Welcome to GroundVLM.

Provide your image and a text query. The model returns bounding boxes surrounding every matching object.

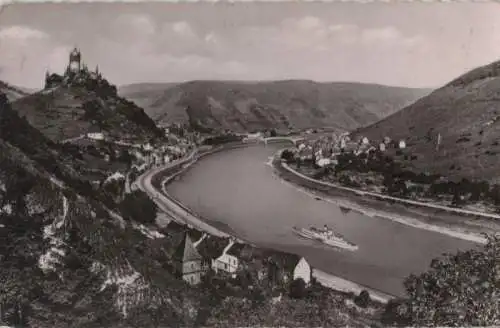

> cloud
[3,6,497,89]
[171,21,196,38]
[0,25,71,87]
[0,25,48,41]
[361,26,400,43]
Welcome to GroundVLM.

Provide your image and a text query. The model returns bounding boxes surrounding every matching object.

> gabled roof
[87,125,102,134]
[173,233,202,263]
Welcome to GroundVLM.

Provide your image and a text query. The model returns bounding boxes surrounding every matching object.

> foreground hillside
[119,80,431,132]
[0,92,196,327]
[355,59,500,181]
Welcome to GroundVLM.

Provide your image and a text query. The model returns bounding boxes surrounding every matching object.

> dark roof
[173,233,202,263]
[186,227,203,241]
[226,242,247,257]
[165,220,186,233]
[163,221,202,240]
[87,125,103,134]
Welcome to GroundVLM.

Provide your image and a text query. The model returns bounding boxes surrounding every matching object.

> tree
[119,190,157,224]
[392,234,499,327]
[289,278,307,299]
[354,290,370,308]
[281,149,295,162]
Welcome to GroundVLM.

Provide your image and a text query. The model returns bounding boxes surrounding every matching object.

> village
[283,130,500,214]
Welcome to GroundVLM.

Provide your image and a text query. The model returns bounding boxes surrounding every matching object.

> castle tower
[69,47,81,73]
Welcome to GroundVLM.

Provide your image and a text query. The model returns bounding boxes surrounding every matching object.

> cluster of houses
[294,133,407,168]
[164,221,313,289]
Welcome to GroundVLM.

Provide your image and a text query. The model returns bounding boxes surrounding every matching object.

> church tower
[69,47,81,73]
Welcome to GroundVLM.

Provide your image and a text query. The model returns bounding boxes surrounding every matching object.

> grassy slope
[12,85,161,143]
[355,59,500,181]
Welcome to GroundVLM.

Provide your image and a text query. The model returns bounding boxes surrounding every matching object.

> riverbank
[274,153,499,244]
[142,142,394,303]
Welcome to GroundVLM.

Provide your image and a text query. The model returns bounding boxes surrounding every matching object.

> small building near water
[211,239,244,278]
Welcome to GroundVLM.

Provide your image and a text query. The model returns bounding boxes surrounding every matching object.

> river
[167,143,479,297]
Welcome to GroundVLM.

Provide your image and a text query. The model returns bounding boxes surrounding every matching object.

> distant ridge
[0,80,34,101]
[119,80,431,133]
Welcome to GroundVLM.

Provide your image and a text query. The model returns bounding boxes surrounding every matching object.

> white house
[245,132,263,141]
[340,138,347,149]
[316,158,331,167]
[399,140,407,149]
[212,239,240,278]
[87,132,104,140]
[293,257,312,285]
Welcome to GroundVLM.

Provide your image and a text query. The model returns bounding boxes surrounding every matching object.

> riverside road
[165,143,479,297]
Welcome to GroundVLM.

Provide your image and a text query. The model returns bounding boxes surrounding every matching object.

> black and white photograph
[0,1,499,327]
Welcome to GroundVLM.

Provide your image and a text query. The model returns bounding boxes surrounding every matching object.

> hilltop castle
[44,47,103,89]
[44,47,117,98]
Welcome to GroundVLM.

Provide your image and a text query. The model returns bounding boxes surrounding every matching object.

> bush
[289,278,307,299]
[396,234,500,326]
[354,290,370,308]
[381,299,410,326]
[281,149,295,162]
[119,190,157,224]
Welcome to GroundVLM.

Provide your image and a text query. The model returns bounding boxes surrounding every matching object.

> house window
[224,263,228,270]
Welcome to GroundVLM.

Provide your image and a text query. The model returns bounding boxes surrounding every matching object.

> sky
[0,2,500,89]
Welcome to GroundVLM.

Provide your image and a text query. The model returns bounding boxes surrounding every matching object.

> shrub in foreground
[354,290,370,308]
[388,234,499,326]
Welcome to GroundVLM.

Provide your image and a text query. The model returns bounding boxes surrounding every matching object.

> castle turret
[69,47,81,73]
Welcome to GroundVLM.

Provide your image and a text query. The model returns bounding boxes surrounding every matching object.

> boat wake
[264,156,274,167]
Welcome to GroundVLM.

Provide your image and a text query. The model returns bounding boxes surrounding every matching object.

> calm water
[167,144,478,296]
